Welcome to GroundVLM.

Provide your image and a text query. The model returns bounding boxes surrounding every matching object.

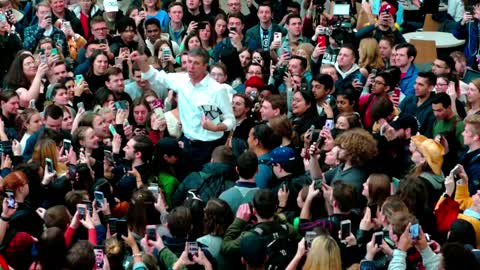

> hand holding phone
[77,204,86,220]
[146,225,157,241]
[410,223,419,240]
[188,242,199,260]
[340,220,351,240]
[373,231,383,247]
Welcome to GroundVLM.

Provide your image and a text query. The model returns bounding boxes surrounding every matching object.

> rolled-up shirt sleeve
[217,85,236,131]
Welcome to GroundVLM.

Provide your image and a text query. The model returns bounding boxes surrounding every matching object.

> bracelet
[0,216,11,222]
[132,252,143,258]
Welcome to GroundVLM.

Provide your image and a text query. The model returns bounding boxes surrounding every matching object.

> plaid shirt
[23,25,69,57]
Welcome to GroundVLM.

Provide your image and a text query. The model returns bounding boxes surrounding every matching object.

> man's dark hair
[441,242,480,270]
[117,16,137,33]
[44,104,63,120]
[312,73,334,91]
[0,89,18,103]
[233,93,253,110]
[437,55,455,72]
[237,151,258,179]
[145,17,161,30]
[417,71,437,86]
[332,181,356,212]
[257,2,272,12]
[375,71,394,90]
[167,206,192,238]
[432,92,452,108]
[253,189,277,219]
[211,145,233,164]
[396,42,417,60]
[285,13,301,25]
[188,47,210,65]
[65,241,95,270]
[252,124,282,151]
[290,55,307,71]
[371,96,394,121]
[264,95,287,115]
[287,1,301,11]
[44,205,70,230]
[133,135,154,163]
[227,12,245,25]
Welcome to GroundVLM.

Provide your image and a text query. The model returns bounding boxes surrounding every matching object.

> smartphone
[68,164,77,180]
[28,99,36,109]
[410,223,419,240]
[94,191,105,208]
[316,35,327,47]
[340,220,351,240]
[425,233,431,242]
[62,21,72,31]
[273,32,282,42]
[98,38,108,44]
[114,57,122,67]
[305,231,317,249]
[5,191,15,209]
[0,13,6,24]
[119,47,129,55]
[187,242,199,258]
[108,218,118,235]
[75,74,84,84]
[452,164,461,177]
[5,9,12,23]
[40,54,47,65]
[146,225,157,241]
[104,149,114,163]
[45,158,54,172]
[148,185,159,199]
[373,231,383,247]
[115,101,128,110]
[162,47,171,61]
[229,26,237,33]
[63,139,71,154]
[108,124,117,136]
[77,204,86,220]
[116,219,127,240]
[82,200,93,217]
[94,247,104,269]
[197,21,207,30]
[51,48,58,55]
[77,102,84,111]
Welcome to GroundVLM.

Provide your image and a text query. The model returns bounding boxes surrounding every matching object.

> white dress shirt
[142,66,235,141]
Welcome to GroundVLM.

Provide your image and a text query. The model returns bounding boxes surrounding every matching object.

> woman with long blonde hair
[358,38,385,77]
[303,234,342,270]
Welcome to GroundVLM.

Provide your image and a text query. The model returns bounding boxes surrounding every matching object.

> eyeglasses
[436,83,448,87]
[93,27,108,32]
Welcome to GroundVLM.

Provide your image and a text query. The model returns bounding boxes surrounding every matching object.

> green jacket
[157,246,185,270]
[221,217,296,261]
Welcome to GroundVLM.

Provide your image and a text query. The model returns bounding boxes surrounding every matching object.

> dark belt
[183,136,223,146]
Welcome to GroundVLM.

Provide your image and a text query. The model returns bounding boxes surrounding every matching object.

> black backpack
[187,171,233,202]
[250,222,296,270]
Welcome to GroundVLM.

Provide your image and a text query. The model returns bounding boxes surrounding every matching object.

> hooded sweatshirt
[334,62,364,92]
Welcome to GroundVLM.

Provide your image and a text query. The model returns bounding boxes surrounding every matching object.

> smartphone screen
[94,191,104,208]
[410,223,419,240]
[369,204,377,220]
[94,248,104,269]
[6,191,15,209]
[374,231,383,246]
[341,220,351,239]
[317,35,327,47]
[305,231,317,249]
[78,205,86,220]
[108,218,118,235]
[75,74,84,84]
[68,164,77,180]
[63,139,71,154]
[45,158,54,172]
[146,225,157,241]
[188,242,199,258]
[116,219,127,239]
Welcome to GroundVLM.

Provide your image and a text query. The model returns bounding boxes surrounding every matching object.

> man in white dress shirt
[131,47,236,169]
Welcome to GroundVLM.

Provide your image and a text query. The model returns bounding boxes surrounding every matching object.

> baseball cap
[389,114,419,135]
[379,3,397,18]
[270,146,296,164]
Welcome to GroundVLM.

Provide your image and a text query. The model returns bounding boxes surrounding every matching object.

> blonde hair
[295,43,314,71]
[358,38,385,70]
[303,234,342,270]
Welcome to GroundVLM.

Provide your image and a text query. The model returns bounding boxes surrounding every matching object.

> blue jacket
[453,20,479,66]
[23,25,68,56]
[245,23,286,51]
[399,64,418,96]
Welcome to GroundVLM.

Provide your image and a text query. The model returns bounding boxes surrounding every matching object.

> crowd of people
[0,0,478,269]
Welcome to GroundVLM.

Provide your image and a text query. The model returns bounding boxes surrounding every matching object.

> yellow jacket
[448,183,480,248]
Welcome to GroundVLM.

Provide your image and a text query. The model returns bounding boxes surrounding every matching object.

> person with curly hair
[309,128,378,197]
